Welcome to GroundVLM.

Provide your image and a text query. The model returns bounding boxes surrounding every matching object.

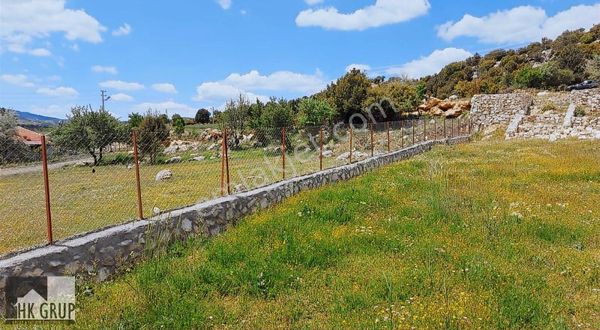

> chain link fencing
[0,117,473,256]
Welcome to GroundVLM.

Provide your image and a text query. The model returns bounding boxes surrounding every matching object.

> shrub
[574,106,586,117]
[542,103,557,112]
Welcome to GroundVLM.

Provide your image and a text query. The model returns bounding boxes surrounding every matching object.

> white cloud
[36,86,79,98]
[134,101,195,116]
[152,83,178,94]
[99,80,145,91]
[193,69,327,104]
[346,64,371,72]
[0,74,35,88]
[296,0,430,31]
[385,48,472,78]
[217,0,232,10]
[112,23,131,36]
[29,48,51,56]
[0,0,105,55]
[438,4,600,44]
[92,65,118,74]
[194,82,269,103]
[111,93,134,102]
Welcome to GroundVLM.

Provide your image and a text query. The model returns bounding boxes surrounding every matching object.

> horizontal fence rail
[0,117,473,256]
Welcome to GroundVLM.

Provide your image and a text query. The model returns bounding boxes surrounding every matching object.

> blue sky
[1,0,599,119]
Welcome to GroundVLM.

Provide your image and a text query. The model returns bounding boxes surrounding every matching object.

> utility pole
[100,90,111,111]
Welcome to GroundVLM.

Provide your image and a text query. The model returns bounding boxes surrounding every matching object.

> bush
[574,106,586,117]
[542,103,557,112]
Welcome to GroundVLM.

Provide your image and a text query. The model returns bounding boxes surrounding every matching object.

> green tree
[172,114,185,135]
[323,69,371,122]
[51,106,122,166]
[297,98,336,127]
[138,111,170,164]
[219,94,251,148]
[128,112,143,129]
[364,80,420,121]
[586,55,600,80]
[194,108,211,124]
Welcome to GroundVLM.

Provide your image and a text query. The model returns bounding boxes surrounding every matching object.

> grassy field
[65,138,600,329]
[0,127,427,255]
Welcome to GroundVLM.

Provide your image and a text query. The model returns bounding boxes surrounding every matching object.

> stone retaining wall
[471,93,534,128]
[0,136,471,310]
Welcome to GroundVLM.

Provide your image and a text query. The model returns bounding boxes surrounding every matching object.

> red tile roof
[14,126,44,146]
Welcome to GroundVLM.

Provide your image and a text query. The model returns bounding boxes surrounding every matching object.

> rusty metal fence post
[386,122,391,153]
[444,118,447,139]
[423,119,426,141]
[41,135,53,245]
[349,125,353,164]
[282,127,286,180]
[370,123,374,157]
[319,127,324,171]
[132,130,143,220]
[221,128,231,195]
[450,118,454,137]
[434,120,437,141]
[401,124,404,148]
[412,119,415,145]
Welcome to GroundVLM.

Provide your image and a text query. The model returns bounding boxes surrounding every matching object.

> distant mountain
[14,110,63,127]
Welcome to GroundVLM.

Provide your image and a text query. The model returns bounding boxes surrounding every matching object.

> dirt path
[0,158,93,177]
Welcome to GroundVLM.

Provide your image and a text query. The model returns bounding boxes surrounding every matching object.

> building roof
[14,126,44,146]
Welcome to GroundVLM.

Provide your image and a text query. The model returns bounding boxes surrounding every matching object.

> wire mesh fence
[0,117,473,256]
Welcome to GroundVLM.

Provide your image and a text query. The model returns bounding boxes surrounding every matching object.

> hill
[12,109,63,128]
[422,24,600,99]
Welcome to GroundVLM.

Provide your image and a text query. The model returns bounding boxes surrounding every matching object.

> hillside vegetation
[72,139,600,329]
[423,25,600,99]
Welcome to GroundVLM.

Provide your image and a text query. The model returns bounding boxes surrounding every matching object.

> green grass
[66,138,600,329]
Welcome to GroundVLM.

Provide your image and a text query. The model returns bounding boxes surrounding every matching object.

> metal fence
[0,117,472,256]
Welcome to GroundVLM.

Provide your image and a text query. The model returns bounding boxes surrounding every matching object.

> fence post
[41,135,53,245]
[458,118,461,136]
[401,125,404,148]
[412,119,415,145]
[132,130,143,220]
[370,123,374,157]
[223,128,231,195]
[349,125,353,164]
[469,118,472,135]
[450,118,454,138]
[221,130,225,196]
[434,119,437,141]
[319,127,324,171]
[423,119,427,141]
[282,127,286,180]
[443,118,447,139]
[386,122,390,153]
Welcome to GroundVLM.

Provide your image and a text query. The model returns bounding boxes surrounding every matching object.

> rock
[336,152,350,161]
[152,207,161,215]
[438,101,454,111]
[431,107,444,116]
[191,156,205,162]
[233,184,247,193]
[166,156,182,164]
[322,150,334,158]
[207,143,218,151]
[97,267,111,282]
[449,95,459,100]
[444,108,463,118]
[155,169,173,181]
[181,219,193,232]
[74,161,89,167]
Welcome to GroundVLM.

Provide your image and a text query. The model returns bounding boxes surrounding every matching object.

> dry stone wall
[0,136,470,311]
[471,89,600,141]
